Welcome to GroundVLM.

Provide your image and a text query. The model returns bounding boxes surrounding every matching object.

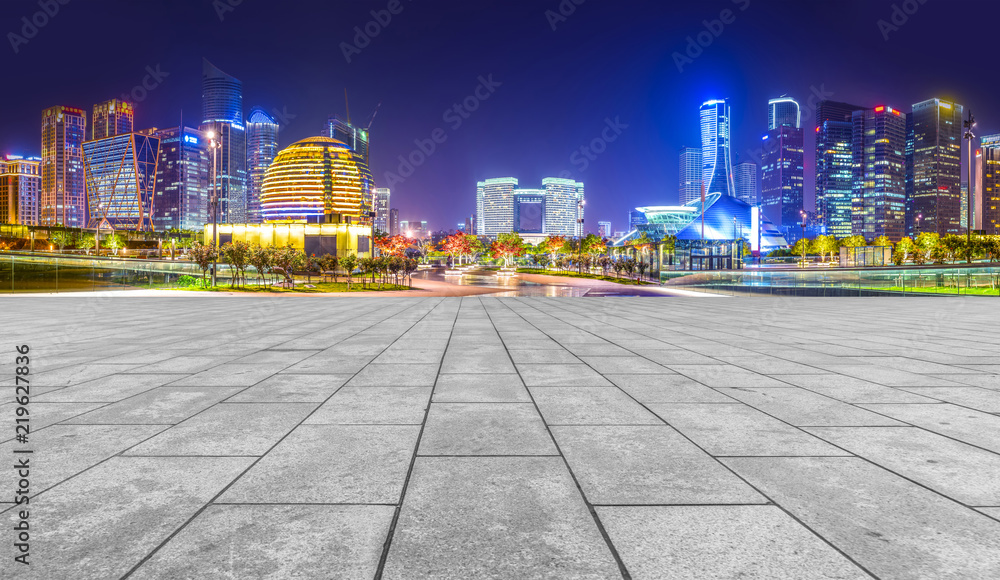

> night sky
[2,0,996,233]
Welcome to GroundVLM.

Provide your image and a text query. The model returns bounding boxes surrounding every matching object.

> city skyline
[2,0,998,231]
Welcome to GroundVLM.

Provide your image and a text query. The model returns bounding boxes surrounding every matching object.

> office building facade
[92,99,134,141]
[816,100,865,238]
[699,99,735,197]
[200,59,247,224]
[851,106,908,241]
[389,207,400,236]
[476,177,584,237]
[542,178,584,236]
[981,134,1000,235]
[679,146,702,205]
[152,127,210,231]
[327,116,370,167]
[514,191,545,234]
[246,108,279,224]
[373,187,390,233]
[477,178,517,237]
[768,97,801,131]
[82,132,161,230]
[761,126,804,231]
[734,161,758,206]
[40,105,87,227]
[909,98,963,236]
[0,156,41,225]
[598,221,611,238]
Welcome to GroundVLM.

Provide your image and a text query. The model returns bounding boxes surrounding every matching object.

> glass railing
[0,252,216,293]
[662,265,1000,297]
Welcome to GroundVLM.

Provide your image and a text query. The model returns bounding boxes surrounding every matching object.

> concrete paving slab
[347,363,440,387]
[530,387,662,425]
[598,505,869,579]
[776,374,936,403]
[858,403,1000,453]
[552,426,765,504]
[226,373,352,402]
[669,365,794,388]
[517,363,614,387]
[129,504,395,580]
[419,402,556,455]
[652,403,849,457]
[894,386,1000,413]
[220,425,419,504]
[723,456,1000,580]
[125,402,316,456]
[65,386,242,424]
[34,373,183,403]
[381,456,621,579]
[721,386,906,427]
[607,374,733,403]
[305,386,431,424]
[432,373,531,402]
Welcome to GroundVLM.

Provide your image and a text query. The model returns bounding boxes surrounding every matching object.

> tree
[542,235,567,267]
[105,233,125,256]
[491,233,525,268]
[439,233,470,266]
[49,230,75,252]
[189,242,218,285]
[870,235,893,249]
[340,253,358,290]
[376,234,414,258]
[914,232,939,264]
[839,234,867,249]
[793,238,811,263]
[272,244,305,288]
[895,237,915,264]
[249,244,275,286]
[79,234,96,254]
[221,241,251,288]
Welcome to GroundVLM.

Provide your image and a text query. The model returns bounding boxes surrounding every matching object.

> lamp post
[208,130,221,287]
[799,210,807,266]
[963,110,976,262]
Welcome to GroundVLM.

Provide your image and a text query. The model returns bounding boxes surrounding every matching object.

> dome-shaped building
[261,136,374,223]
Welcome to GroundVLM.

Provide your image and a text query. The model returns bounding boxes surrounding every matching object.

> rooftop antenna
[344,89,351,125]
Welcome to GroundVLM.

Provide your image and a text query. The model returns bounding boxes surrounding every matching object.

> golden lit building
[203,222,372,257]
[261,136,374,224]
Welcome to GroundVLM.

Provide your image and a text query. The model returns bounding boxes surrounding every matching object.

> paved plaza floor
[3,295,1000,579]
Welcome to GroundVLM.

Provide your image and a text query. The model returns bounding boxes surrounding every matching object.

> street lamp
[208,130,221,287]
[799,210,807,265]
[963,110,976,261]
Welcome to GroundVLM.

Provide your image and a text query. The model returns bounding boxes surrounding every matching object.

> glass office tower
[40,106,87,227]
[851,106,908,241]
[816,101,865,238]
[909,98,963,236]
[246,108,279,224]
[152,127,210,231]
[699,100,735,197]
[679,146,703,205]
[199,59,247,224]
[82,133,161,230]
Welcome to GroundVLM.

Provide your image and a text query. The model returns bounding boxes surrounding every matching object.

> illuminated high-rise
[598,221,612,238]
[389,207,400,236]
[477,178,517,237]
[92,99,134,141]
[152,127,210,231]
[543,177,585,236]
[980,134,1000,235]
[373,187,390,233]
[768,97,801,131]
[816,100,865,238]
[40,105,87,227]
[327,116,370,167]
[246,108,279,224]
[734,161,758,205]
[200,59,247,224]
[909,98,963,236]
[476,177,583,237]
[83,132,161,230]
[851,106,908,241]
[699,99,735,197]
[0,156,41,225]
[678,146,702,205]
[761,97,804,232]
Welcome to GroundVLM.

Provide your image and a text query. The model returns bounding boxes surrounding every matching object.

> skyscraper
[82,133,160,230]
[816,100,865,238]
[909,98,963,236]
[477,178,517,237]
[0,156,41,225]
[598,221,611,238]
[92,99,134,141]
[199,59,247,224]
[699,99,735,197]
[768,97,801,131]
[152,127,210,231]
[629,208,647,229]
[373,187,390,233]
[733,161,758,205]
[542,177,584,236]
[851,106,908,241]
[389,207,400,236]
[327,115,369,167]
[246,108,279,224]
[678,146,703,205]
[980,134,1000,235]
[761,127,805,232]
[40,106,87,227]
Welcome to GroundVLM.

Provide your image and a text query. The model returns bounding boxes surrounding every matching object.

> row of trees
[786,233,1000,265]
[47,230,127,254]
[187,241,418,290]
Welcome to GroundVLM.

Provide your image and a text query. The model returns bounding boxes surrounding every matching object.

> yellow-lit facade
[203,222,372,258]
[260,136,374,223]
